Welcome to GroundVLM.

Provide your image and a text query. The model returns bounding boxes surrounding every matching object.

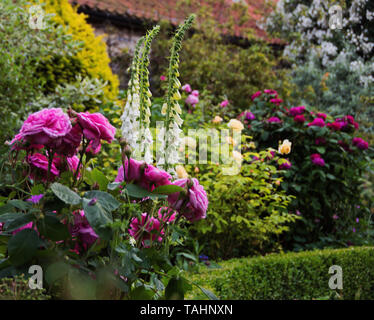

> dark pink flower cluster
[310,154,325,167]
[352,137,369,150]
[279,159,292,170]
[289,106,306,116]
[308,118,325,127]
[10,108,116,182]
[267,117,282,124]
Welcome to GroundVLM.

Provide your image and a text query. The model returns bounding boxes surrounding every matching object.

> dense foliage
[244,89,373,250]
[188,246,374,300]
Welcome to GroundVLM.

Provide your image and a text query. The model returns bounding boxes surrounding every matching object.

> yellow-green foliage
[34,0,119,101]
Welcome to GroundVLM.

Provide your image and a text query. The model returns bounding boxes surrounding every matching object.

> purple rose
[294,115,306,123]
[220,100,229,108]
[245,111,255,120]
[70,210,99,250]
[279,159,292,170]
[168,178,208,223]
[115,158,145,183]
[27,153,60,181]
[142,165,172,191]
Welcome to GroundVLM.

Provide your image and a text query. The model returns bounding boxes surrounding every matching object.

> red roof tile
[69,0,281,43]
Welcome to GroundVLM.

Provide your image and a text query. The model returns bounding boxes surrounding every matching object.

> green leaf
[31,184,45,196]
[130,286,155,300]
[37,215,70,241]
[51,183,81,205]
[82,198,113,240]
[4,213,35,232]
[165,276,191,300]
[124,184,167,200]
[152,185,185,195]
[7,200,31,211]
[198,286,219,300]
[8,229,39,267]
[84,191,120,212]
[90,168,109,191]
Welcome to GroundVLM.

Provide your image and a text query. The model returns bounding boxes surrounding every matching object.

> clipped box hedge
[187,247,374,300]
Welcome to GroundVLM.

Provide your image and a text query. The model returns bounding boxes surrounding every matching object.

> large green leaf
[51,183,82,205]
[165,276,191,300]
[90,169,109,191]
[82,198,113,240]
[84,191,120,212]
[7,200,31,211]
[8,229,39,267]
[37,215,70,241]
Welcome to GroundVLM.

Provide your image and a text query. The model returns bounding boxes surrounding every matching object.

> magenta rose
[18,108,72,148]
[270,98,283,106]
[310,153,325,167]
[182,84,192,93]
[128,213,163,246]
[115,158,145,184]
[294,115,306,123]
[56,124,82,157]
[220,100,229,108]
[69,210,99,250]
[167,178,208,223]
[251,91,262,100]
[27,153,60,181]
[267,117,282,124]
[308,118,325,127]
[316,113,327,120]
[264,89,278,96]
[142,165,172,191]
[289,106,305,116]
[352,137,369,150]
[76,112,116,149]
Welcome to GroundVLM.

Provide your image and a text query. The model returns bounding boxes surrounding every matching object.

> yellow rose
[227,119,244,131]
[278,139,292,155]
[212,115,223,124]
[175,165,188,179]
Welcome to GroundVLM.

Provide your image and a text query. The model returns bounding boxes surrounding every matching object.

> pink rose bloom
[267,117,282,124]
[185,94,199,106]
[115,158,145,184]
[160,75,166,81]
[264,89,278,95]
[69,210,99,250]
[220,100,229,108]
[270,98,283,106]
[167,178,208,223]
[308,118,325,127]
[142,165,172,191]
[251,91,262,100]
[76,112,116,149]
[18,108,72,148]
[129,213,163,246]
[352,137,369,150]
[289,106,305,116]
[9,133,44,151]
[86,140,101,155]
[67,156,81,176]
[191,90,199,97]
[244,111,255,120]
[56,124,82,157]
[310,153,325,167]
[27,153,60,181]
[327,121,343,131]
[294,115,306,123]
[316,113,327,120]
[182,84,192,93]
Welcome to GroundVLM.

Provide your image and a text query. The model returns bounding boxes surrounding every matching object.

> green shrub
[187,246,374,300]
[244,90,374,250]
